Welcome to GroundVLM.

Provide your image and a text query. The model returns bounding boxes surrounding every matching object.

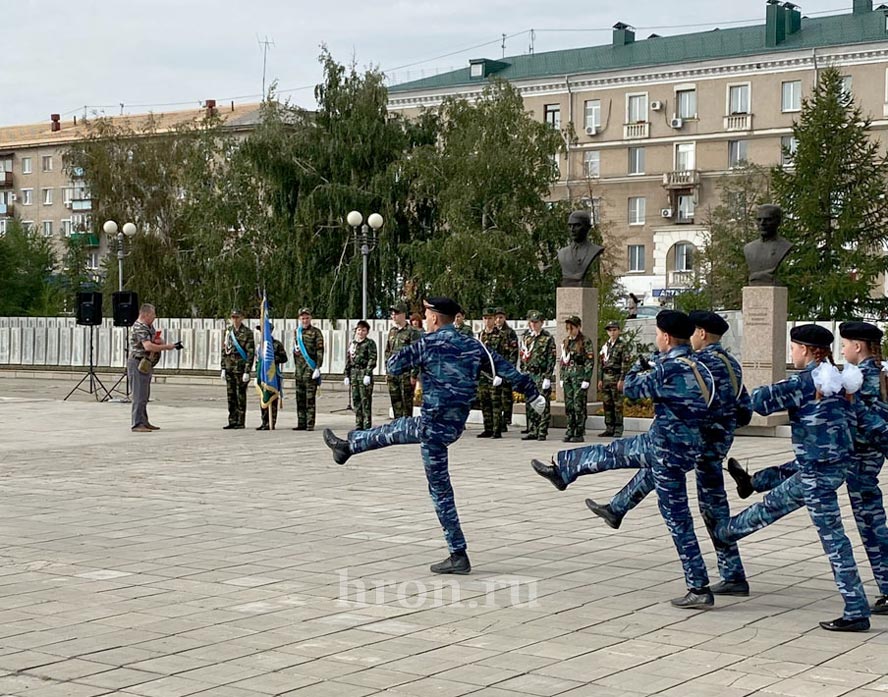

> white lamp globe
[367,213,384,230]
[346,210,363,227]
[122,222,137,237]
[103,220,118,235]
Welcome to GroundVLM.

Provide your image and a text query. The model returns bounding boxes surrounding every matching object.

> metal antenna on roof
[529,28,536,55]
[502,33,507,58]
[119,103,124,115]
[258,35,275,100]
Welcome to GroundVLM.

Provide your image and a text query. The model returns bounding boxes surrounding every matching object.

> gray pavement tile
[77,667,166,690]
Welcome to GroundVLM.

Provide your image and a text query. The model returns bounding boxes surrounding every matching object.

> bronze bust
[744,204,794,286]
[558,210,604,287]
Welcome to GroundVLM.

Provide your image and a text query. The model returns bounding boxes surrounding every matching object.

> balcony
[669,270,694,288]
[662,170,700,189]
[70,232,100,247]
[623,122,650,140]
[0,202,12,217]
[724,113,753,131]
[0,171,12,187]
[71,199,92,212]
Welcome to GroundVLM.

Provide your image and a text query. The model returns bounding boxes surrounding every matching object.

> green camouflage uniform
[599,335,631,436]
[293,324,324,430]
[522,328,556,438]
[562,333,595,439]
[498,322,519,429]
[221,323,256,427]
[455,322,474,338]
[478,326,505,435]
[386,324,421,419]
[346,337,378,430]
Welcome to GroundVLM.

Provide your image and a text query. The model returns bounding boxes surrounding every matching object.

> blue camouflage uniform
[714,362,870,621]
[554,344,715,591]
[347,324,540,553]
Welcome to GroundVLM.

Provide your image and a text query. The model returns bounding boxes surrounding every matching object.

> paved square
[0,377,885,696]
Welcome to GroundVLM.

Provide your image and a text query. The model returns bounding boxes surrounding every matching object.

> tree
[773,67,888,319]
[0,220,58,316]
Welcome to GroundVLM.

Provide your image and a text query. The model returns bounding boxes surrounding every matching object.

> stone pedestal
[741,285,788,427]
[556,286,598,402]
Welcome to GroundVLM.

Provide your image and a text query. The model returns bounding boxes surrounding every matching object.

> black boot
[520,428,530,434]
[873,595,888,615]
[256,424,270,431]
[727,458,754,499]
[322,429,352,465]
[597,430,614,438]
[819,616,870,632]
[492,431,502,439]
[671,588,714,609]
[223,424,237,430]
[531,459,567,491]
[584,499,622,529]
[292,424,306,431]
[477,431,494,438]
[521,434,538,441]
[710,579,750,596]
[430,551,471,575]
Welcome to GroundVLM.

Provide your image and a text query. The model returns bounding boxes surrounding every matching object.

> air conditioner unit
[650,100,664,111]
[9,193,17,201]
[585,125,598,136]
[660,208,673,218]
[669,116,684,129]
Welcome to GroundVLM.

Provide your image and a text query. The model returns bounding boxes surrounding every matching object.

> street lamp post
[346,211,384,320]
[103,219,137,401]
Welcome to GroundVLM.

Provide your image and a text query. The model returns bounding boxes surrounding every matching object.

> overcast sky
[1,0,854,127]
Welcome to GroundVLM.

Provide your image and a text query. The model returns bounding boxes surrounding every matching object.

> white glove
[344,377,350,386]
[530,395,547,415]
[492,376,503,387]
[242,371,250,384]
[363,375,371,386]
[581,381,590,390]
[220,369,226,381]
[542,378,551,391]
[312,368,321,380]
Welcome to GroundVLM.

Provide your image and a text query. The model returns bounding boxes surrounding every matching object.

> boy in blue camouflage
[323,297,546,575]
[712,324,871,632]
[533,310,717,608]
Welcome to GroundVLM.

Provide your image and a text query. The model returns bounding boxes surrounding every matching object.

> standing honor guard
[454,310,474,338]
[495,308,519,431]
[598,321,631,437]
[221,309,256,430]
[292,307,324,431]
[478,307,505,438]
[255,323,288,431]
[561,315,595,443]
[345,320,378,430]
[386,302,421,419]
[521,310,556,441]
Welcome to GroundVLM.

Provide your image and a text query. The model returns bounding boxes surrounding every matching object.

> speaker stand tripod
[64,325,111,402]
[330,380,354,414]
[104,326,131,402]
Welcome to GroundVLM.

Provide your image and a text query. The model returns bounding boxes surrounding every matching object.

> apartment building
[0,101,261,277]
[387,0,888,303]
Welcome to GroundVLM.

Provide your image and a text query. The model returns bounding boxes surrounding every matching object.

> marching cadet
[597,321,631,438]
[711,324,871,631]
[561,315,595,443]
[521,310,556,441]
[495,308,520,431]
[345,320,378,431]
[221,309,256,430]
[533,310,718,609]
[255,323,288,431]
[292,307,324,431]
[386,302,420,419]
[322,296,546,575]
[454,310,474,338]
[478,306,505,438]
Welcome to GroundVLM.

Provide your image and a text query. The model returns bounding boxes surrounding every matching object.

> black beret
[790,324,834,348]
[424,296,462,317]
[689,311,729,336]
[656,310,694,340]
[839,321,883,344]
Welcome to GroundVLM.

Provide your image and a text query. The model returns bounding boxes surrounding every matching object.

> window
[628,197,646,225]
[675,242,694,271]
[677,195,695,222]
[628,245,645,272]
[584,99,601,130]
[628,94,648,123]
[21,157,31,174]
[42,220,53,237]
[781,135,798,166]
[676,89,697,119]
[0,158,11,173]
[41,155,52,172]
[87,252,100,270]
[21,220,34,233]
[42,188,52,205]
[588,197,602,225]
[728,84,750,114]
[470,63,483,78]
[551,154,560,178]
[728,140,748,168]
[544,104,561,129]
[781,80,801,112]
[61,219,72,237]
[583,150,600,178]
[841,75,853,99]
[72,213,90,232]
[21,188,33,205]
[675,142,695,171]
[628,147,645,175]
[0,220,7,236]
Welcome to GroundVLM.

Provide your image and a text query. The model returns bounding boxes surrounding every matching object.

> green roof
[389,9,888,94]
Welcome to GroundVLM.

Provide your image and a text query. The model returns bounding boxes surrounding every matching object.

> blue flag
[257,293,282,408]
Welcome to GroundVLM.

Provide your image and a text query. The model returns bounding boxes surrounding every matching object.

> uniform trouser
[388,375,414,420]
[527,375,551,437]
[563,378,588,437]
[294,376,318,428]
[260,400,279,428]
[351,381,373,430]
[501,380,514,426]
[128,358,151,428]
[225,370,248,426]
[719,462,870,620]
[478,382,502,434]
[751,460,799,492]
[348,416,466,552]
[600,375,624,435]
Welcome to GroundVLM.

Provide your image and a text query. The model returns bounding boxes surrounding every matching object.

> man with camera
[129,303,182,433]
